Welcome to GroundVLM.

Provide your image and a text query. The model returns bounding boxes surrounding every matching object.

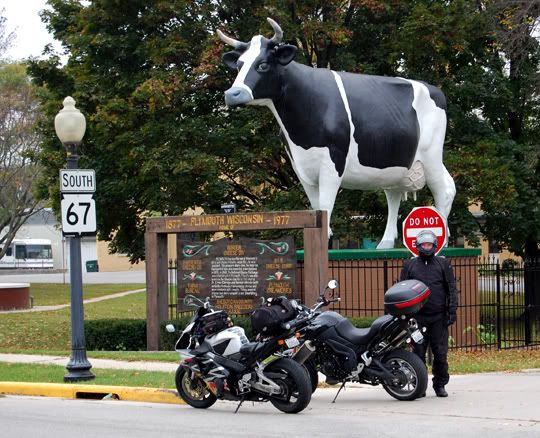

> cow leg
[300,181,320,210]
[377,189,402,249]
[317,173,342,238]
[426,165,456,220]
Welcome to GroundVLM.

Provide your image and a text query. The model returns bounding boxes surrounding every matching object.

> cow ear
[274,45,297,65]
[223,51,241,70]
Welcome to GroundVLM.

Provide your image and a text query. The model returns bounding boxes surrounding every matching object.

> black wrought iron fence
[168,256,540,350]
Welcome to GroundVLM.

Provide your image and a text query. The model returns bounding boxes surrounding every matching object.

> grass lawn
[448,349,540,374]
[28,283,145,306]
[0,290,146,351]
[0,362,174,388]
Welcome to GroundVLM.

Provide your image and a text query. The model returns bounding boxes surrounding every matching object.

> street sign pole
[63,146,94,382]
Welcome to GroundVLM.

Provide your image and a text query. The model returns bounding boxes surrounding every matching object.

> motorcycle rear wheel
[381,350,428,401]
[175,366,217,409]
[266,358,312,414]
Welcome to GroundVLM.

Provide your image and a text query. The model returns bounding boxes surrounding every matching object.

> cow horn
[217,29,248,50]
[267,18,283,45]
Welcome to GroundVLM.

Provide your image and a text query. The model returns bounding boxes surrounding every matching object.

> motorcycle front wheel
[265,358,312,414]
[381,350,428,401]
[175,366,217,409]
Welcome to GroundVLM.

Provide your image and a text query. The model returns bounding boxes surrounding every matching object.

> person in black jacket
[400,230,459,397]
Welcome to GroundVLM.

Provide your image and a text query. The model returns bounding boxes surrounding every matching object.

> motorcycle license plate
[411,329,423,343]
[285,336,300,348]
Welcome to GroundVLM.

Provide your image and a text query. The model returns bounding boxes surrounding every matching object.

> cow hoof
[376,240,395,249]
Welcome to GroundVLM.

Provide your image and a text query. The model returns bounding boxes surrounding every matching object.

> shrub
[85,319,147,351]
[86,315,378,351]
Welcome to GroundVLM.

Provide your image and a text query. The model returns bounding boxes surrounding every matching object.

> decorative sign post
[55,96,95,382]
[145,210,328,350]
[403,206,447,256]
[177,237,296,314]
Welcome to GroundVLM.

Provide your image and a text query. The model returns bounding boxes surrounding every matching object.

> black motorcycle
[252,280,430,401]
[166,295,312,413]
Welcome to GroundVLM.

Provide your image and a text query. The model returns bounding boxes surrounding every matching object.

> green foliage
[463,323,509,348]
[0,62,44,257]
[85,319,147,351]
[27,0,540,260]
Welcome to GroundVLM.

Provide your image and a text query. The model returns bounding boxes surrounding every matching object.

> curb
[0,382,185,405]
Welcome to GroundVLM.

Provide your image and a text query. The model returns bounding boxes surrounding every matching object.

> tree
[0,62,44,259]
[29,0,539,261]
[0,8,15,60]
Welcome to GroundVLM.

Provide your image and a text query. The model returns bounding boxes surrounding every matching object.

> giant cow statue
[218,19,455,249]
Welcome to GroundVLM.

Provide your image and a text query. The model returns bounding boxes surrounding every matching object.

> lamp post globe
[55,96,86,144]
[56,96,94,382]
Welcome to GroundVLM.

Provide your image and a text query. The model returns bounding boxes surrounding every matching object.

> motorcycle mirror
[327,280,339,290]
[165,324,176,333]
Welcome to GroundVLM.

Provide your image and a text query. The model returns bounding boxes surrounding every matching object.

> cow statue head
[218,18,297,106]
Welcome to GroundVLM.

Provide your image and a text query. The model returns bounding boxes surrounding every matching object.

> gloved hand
[446,312,457,326]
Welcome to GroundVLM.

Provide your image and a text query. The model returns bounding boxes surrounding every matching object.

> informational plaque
[177,237,296,314]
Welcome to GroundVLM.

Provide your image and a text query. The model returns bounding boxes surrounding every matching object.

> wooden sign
[177,237,296,314]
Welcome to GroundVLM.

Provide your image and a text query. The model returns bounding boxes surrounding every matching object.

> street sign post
[403,206,447,256]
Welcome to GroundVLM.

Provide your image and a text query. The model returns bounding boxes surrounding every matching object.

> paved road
[1,370,539,438]
[0,270,146,284]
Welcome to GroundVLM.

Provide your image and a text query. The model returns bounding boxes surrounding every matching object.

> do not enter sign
[403,206,447,256]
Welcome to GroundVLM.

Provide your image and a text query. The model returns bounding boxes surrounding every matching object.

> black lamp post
[55,96,95,382]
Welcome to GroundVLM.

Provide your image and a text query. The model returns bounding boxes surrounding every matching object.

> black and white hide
[218,18,455,249]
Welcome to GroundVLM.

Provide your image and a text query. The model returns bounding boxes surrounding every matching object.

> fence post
[383,260,389,293]
[496,261,501,350]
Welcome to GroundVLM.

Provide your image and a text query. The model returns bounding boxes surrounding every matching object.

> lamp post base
[64,349,95,382]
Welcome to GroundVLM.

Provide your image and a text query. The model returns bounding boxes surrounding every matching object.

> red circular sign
[402,206,447,256]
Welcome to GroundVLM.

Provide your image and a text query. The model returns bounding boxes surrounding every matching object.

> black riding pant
[413,313,449,388]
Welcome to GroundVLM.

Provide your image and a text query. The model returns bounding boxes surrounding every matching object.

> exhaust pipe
[292,341,316,364]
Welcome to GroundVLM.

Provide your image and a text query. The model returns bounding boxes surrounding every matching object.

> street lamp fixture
[55,96,95,382]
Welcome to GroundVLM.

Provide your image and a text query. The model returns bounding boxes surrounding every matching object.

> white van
[0,239,54,269]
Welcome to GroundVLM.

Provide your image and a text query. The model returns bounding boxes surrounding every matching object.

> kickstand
[234,396,245,414]
[332,381,346,404]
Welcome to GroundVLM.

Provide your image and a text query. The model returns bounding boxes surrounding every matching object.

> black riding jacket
[400,256,459,316]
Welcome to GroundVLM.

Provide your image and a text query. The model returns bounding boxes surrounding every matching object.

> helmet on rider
[416,230,437,260]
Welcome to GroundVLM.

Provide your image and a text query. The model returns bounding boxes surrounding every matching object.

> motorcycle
[166,294,312,413]
[254,279,430,401]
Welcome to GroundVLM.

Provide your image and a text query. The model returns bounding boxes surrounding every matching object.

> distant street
[0,270,146,284]
[1,371,539,438]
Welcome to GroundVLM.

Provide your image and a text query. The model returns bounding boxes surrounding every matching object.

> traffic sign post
[403,206,447,256]
[56,96,95,383]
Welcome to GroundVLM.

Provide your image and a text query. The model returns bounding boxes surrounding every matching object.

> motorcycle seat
[239,341,265,357]
[335,315,394,345]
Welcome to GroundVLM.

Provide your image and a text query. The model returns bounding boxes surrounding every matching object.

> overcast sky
[1,0,60,60]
